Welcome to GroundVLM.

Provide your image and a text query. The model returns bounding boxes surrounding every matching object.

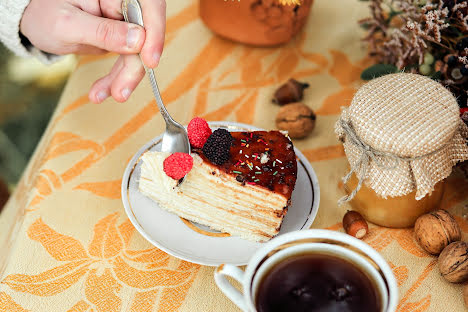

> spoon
[122,0,191,180]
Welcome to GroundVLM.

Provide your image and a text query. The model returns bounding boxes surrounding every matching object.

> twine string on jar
[338,117,451,205]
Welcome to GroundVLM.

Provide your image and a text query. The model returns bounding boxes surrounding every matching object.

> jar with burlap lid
[335,73,468,228]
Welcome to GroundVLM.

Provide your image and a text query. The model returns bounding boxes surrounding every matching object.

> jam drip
[196,131,297,198]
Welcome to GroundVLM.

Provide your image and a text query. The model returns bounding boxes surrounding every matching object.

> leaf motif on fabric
[157,270,198,312]
[315,87,356,115]
[28,218,88,261]
[124,248,170,268]
[203,93,248,121]
[328,50,364,86]
[398,294,431,312]
[74,180,122,199]
[2,260,91,296]
[235,91,258,125]
[298,51,329,68]
[394,229,429,258]
[241,57,263,85]
[397,260,437,311]
[166,2,198,34]
[46,138,104,161]
[112,256,199,289]
[301,145,345,162]
[325,222,343,231]
[40,169,62,189]
[162,36,236,105]
[27,195,44,211]
[118,219,135,247]
[88,213,123,259]
[84,269,122,312]
[389,262,409,287]
[276,50,300,82]
[67,300,91,312]
[193,77,212,117]
[0,292,30,312]
[129,290,159,312]
[363,228,393,251]
[58,95,91,118]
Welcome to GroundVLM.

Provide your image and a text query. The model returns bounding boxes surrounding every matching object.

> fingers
[74,0,102,16]
[110,54,146,102]
[111,55,145,102]
[99,0,123,20]
[89,56,124,103]
[89,55,145,103]
[63,8,145,54]
[139,0,166,68]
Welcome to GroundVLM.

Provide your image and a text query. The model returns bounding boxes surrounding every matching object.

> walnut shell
[439,241,468,283]
[275,102,316,139]
[414,210,461,255]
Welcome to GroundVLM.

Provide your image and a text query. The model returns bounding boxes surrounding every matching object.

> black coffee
[255,254,381,312]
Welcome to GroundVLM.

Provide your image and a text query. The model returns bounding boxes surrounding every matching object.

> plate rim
[121,121,321,266]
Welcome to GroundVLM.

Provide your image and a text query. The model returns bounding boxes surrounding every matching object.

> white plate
[121,122,320,266]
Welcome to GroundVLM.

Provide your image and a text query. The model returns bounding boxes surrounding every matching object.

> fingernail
[96,90,108,103]
[122,88,132,100]
[152,52,160,67]
[126,27,140,49]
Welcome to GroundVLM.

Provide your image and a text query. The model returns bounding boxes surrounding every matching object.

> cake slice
[139,127,297,242]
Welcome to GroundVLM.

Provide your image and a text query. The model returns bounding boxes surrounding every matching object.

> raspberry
[163,153,193,180]
[187,117,212,148]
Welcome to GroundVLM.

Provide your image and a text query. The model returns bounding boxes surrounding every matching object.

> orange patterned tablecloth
[1,0,468,311]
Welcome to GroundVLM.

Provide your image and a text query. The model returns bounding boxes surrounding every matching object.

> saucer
[121,122,320,266]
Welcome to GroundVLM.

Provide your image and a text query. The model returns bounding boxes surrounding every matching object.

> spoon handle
[147,67,174,125]
[122,0,174,125]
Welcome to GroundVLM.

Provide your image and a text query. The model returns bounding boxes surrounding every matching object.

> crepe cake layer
[139,130,297,242]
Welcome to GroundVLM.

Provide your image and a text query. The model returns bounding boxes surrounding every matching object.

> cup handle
[214,264,248,311]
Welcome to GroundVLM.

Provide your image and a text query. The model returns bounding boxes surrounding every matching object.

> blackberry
[202,128,233,165]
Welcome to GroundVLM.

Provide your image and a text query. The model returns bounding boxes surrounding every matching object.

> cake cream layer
[139,152,288,242]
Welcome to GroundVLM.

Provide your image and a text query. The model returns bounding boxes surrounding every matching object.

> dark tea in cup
[255,253,381,312]
[214,231,397,312]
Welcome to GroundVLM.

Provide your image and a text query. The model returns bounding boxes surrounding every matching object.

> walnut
[414,210,461,255]
[439,241,468,283]
[275,102,316,139]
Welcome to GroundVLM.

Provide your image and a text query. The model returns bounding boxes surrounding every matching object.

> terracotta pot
[199,0,313,46]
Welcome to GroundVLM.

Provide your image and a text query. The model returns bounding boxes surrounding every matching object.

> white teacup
[214,230,398,312]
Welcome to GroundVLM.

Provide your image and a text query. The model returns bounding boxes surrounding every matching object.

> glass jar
[345,173,446,228]
[335,73,467,229]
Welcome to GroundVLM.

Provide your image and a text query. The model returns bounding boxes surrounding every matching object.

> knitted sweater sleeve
[0,0,59,63]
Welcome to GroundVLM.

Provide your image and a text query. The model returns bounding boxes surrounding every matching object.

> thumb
[66,10,145,54]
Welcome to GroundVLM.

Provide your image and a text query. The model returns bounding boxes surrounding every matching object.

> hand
[20,0,166,103]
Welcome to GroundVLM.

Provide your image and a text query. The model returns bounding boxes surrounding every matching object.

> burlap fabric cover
[336,73,468,200]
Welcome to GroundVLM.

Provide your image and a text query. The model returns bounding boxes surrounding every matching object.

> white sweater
[0,0,56,63]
